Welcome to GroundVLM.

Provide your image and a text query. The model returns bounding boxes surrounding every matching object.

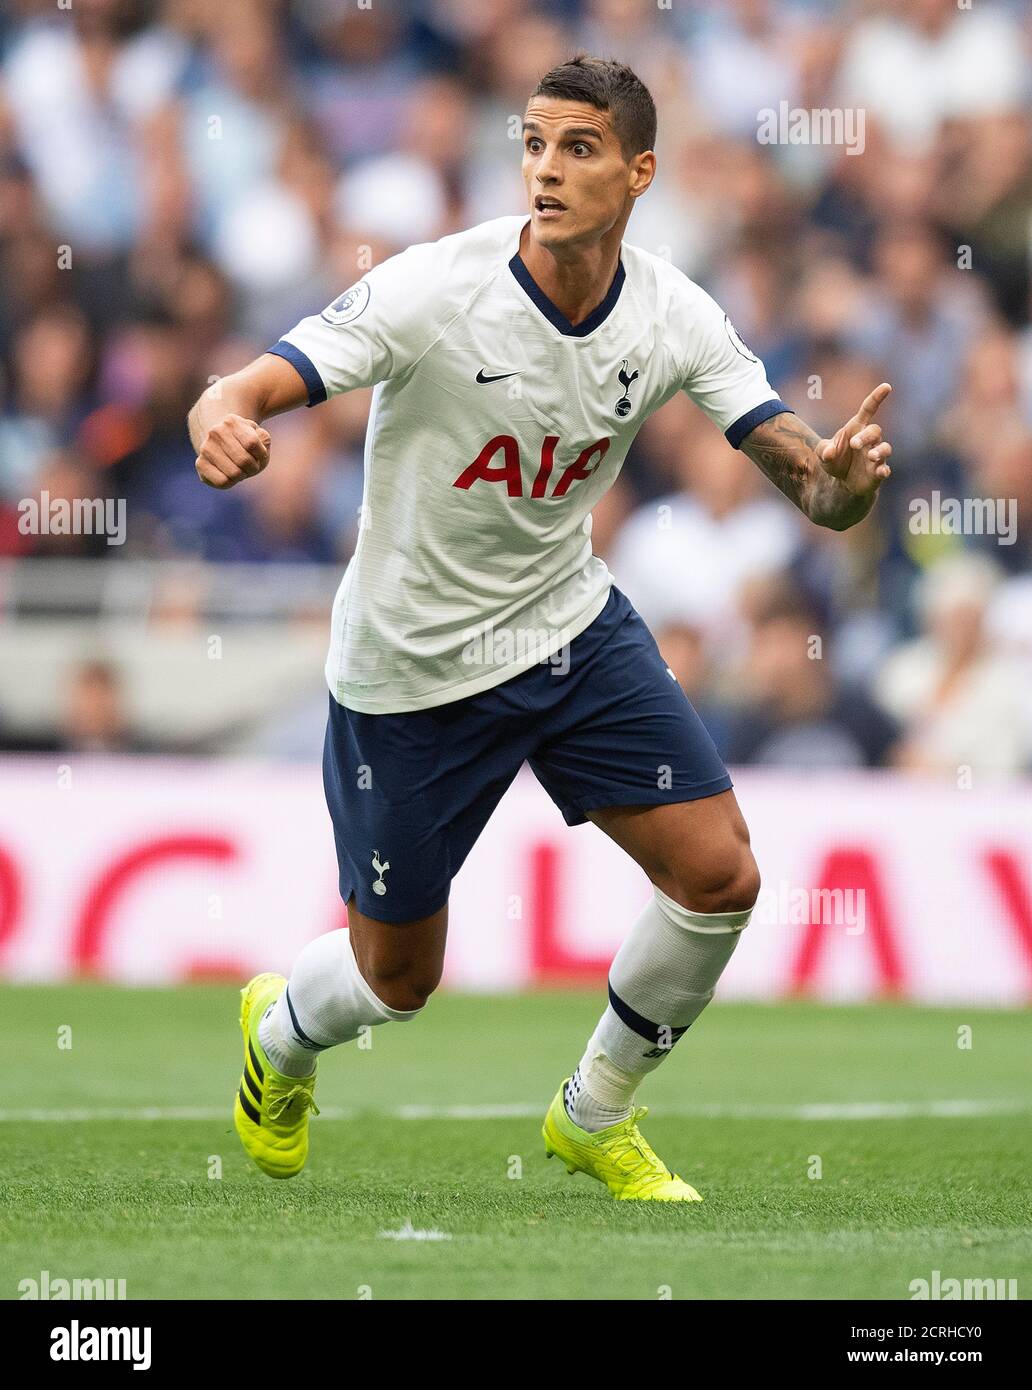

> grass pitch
[0,985,1028,1300]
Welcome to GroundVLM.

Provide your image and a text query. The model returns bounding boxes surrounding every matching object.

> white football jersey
[270,214,789,713]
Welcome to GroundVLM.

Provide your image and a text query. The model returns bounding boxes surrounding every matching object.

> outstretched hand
[818,382,893,499]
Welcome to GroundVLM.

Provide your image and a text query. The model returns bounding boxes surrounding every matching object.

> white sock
[258,928,422,1077]
[563,1064,633,1131]
[565,886,752,1132]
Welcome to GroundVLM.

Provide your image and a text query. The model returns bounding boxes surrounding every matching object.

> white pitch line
[396,1099,1031,1122]
[378,1222,452,1242]
[0,1099,1025,1123]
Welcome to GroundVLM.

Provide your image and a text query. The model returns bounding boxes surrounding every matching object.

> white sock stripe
[653,884,753,934]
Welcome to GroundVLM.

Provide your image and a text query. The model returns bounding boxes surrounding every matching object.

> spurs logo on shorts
[371,850,391,896]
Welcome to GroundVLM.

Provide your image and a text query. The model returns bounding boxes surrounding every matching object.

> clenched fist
[195,414,271,490]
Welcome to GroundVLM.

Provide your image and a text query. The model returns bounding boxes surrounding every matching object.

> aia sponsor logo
[453,435,610,498]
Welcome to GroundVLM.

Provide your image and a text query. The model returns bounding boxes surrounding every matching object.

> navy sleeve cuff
[725,399,793,450]
[266,340,327,407]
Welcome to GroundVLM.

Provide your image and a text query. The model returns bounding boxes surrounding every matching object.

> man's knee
[664,836,760,916]
[347,902,447,1013]
[355,950,442,1012]
[372,979,438,1013]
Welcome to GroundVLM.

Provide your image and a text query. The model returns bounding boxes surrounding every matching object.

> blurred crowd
[1,0,1031,775]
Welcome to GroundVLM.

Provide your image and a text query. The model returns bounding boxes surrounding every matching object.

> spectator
[2,0,187,253]
[58,659,152,754]
[836,0,1027,153]
[875,554,1030,777]
[844,223,991,456]
[724,594,899,769]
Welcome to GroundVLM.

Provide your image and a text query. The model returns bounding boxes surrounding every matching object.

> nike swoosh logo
[475,369,520,384]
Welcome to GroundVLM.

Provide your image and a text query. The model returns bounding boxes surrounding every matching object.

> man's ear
[630,151,656,199]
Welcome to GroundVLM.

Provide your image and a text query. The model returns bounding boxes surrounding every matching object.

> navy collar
[508,249,626,338]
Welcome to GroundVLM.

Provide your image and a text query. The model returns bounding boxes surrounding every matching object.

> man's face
[521,96,651,250]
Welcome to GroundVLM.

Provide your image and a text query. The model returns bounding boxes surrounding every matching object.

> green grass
[0,986,1029,1300]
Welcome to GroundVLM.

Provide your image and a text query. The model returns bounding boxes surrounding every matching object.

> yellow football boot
[233,972,319,1179]
[543,1081,702,1201]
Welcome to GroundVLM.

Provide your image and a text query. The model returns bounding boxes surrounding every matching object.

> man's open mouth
[535,196,567,214]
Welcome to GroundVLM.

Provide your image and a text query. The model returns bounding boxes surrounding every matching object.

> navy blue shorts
[322,585,733,922]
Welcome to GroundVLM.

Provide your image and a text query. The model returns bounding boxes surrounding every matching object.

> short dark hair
[532,54,657,159]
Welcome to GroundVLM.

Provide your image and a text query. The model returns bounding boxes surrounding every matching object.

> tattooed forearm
[739,413,818,511]
[740,412,877,531]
